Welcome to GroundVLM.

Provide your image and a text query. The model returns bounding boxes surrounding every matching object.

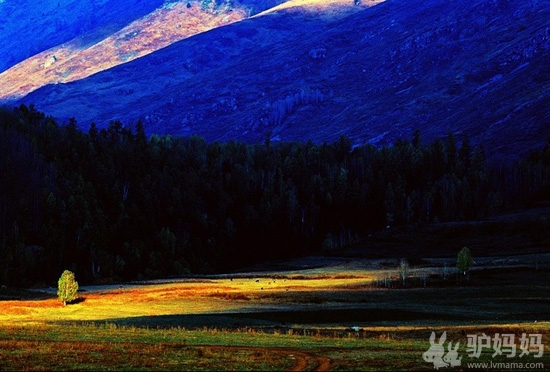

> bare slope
[0,1,253,100]
[12,0,550,159]
[0,0,165,73]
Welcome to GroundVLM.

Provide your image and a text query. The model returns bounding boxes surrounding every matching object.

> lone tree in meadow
[398,258,409,286]
[456,247,473,277]
[57,270,79,306]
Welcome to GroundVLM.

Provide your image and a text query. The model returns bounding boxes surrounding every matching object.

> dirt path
[285,349,332,371]
[198,345,332,371]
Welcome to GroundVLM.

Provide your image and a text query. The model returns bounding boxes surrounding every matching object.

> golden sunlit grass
[0,262,548,370]
[0,275,376,326]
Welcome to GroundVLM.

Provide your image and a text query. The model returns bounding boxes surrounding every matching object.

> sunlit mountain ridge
[0,0,373,100]
[0,0,251,100]
[4,0,550,160]
[0,0,165,74]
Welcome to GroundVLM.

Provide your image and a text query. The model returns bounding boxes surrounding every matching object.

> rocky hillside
[6,0,550,159]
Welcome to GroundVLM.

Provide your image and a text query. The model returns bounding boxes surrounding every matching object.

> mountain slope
[0,1,260,100]
[0,0,165,73]
[11,0,550,159]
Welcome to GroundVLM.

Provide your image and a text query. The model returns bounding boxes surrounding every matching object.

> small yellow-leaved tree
[57,270,79,306]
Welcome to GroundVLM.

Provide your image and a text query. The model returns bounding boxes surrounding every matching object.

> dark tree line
[1,104,549,286]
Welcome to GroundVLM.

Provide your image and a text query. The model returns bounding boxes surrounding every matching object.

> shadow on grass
[0,287,58,301]
[63,308,470,330]
[70,297,86,304]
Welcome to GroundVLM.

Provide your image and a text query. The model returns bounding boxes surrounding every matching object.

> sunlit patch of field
[1,254,549,329]
[0,256,549,370]
[0,274,376,326]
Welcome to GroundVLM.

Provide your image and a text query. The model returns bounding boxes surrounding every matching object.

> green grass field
[0,321,548,370]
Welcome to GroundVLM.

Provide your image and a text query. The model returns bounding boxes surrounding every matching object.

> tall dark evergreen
[0,105,548,287]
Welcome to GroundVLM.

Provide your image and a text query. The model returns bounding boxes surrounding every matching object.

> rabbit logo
[444,341,462,367]
[423,331,462,369]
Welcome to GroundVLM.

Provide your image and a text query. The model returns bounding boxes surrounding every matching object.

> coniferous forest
[1,104,549,287]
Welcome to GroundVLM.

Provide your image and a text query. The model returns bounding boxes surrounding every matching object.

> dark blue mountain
[12,0,550,160]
